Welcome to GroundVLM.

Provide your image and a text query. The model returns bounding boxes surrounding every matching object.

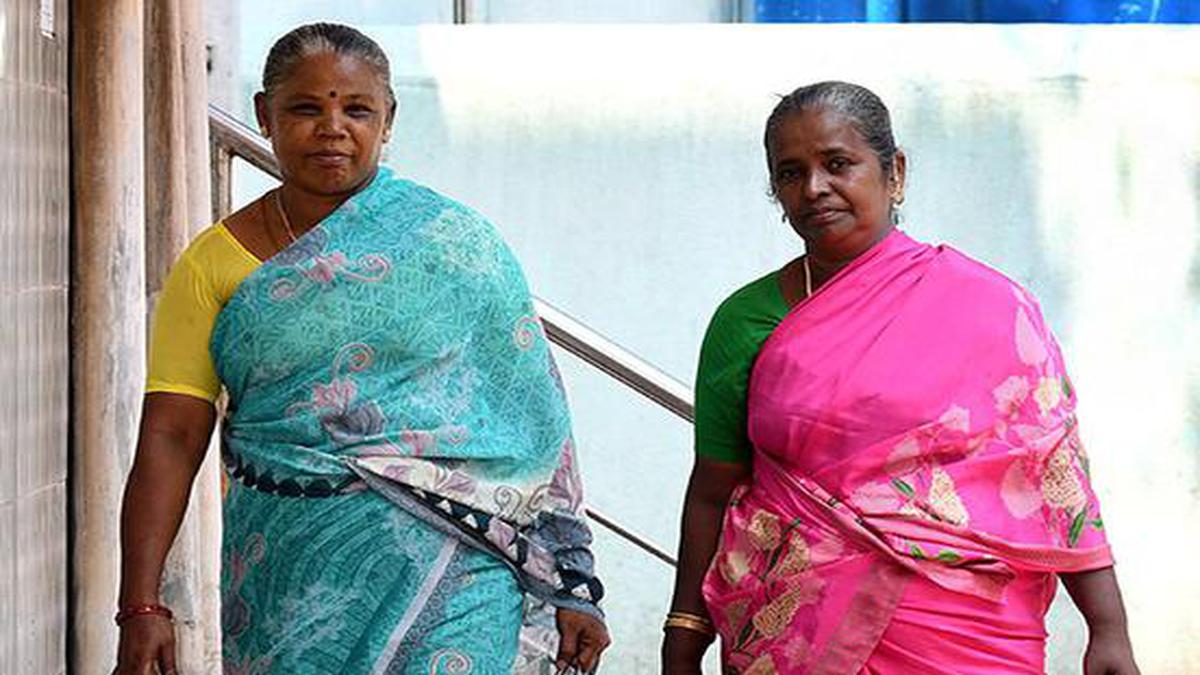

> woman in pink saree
[662,82,1139,674]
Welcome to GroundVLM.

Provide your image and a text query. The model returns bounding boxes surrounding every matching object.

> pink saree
[701,230,1112,674]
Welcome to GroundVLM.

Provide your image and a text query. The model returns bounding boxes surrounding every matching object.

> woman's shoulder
[373,171,477,218]
[166,221,261,306]
[181,221,261,269]
[713,269,786,322]
[937,244,1043,312]
[703,269,789,347]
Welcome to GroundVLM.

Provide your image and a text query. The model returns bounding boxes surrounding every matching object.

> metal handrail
[208,104,686,567]
[453,0,470,24]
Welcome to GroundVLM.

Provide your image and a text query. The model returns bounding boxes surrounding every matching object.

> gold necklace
[803,255,813,297]
[273,190,299,243]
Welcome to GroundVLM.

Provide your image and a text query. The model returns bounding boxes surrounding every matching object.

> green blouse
[694,269,791,464]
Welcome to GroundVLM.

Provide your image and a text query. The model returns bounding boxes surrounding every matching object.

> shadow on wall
[898,80,1067,327]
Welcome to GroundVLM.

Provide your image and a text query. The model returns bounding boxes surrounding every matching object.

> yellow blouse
[146,222,262,402]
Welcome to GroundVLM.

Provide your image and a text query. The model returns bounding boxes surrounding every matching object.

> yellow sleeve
[146,252,224,402]
[146,224,261,402]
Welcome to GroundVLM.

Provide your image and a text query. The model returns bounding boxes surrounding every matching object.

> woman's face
[769,107,904,262]
[255,51,394,198]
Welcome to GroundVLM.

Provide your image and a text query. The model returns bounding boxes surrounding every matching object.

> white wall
[231,23,1200,674]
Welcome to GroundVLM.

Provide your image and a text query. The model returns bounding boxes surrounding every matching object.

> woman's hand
[660,628,710,675]
[1083,625,1140,675]
[555,607,610,674]
[1060,566,1140,675]
[113,615,177,675]
[116,394,215,675]
[661,458,746,675]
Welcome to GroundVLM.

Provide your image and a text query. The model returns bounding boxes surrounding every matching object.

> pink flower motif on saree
[742,653,779,675]
[937,404,971,433]
[268,245,391,301]
[312,378,357,410]
[427,649,472,674]
[288,344,389,447]
[993,375,1031,416]
[709,501,830,669]
[928,465,969,526]
[1033,376,1065,416]
[304,251,349,284]
[746,510,783,551]
[849,479,905,514]
[513,315,543,350]
[1000,458,1044,519]
[1015,305,1049,366]
[719,549,753,585]
[782,635,813,670]
[401,429,438,457]
[1042,442,1087,511]
[884,436,922,476]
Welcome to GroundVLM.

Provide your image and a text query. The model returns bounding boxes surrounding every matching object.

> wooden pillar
[144,0,221,672]
[183,2,225,667]
[70,0,146,672]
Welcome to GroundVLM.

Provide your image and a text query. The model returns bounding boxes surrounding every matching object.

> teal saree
[213,168,603,674]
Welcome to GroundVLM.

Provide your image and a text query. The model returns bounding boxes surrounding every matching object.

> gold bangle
[667,610,710,624]
[667,611,713,625]
[663,611,716,637]
[664,616,716,637]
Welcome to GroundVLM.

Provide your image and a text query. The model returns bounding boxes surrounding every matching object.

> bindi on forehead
[329,90,337,98]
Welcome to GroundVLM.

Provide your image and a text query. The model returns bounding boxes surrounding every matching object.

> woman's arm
[114,393,216,674]
[661,457,750,675]
[1060,566,1140,675]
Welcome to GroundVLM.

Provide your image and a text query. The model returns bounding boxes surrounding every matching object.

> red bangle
[115,603,174,625]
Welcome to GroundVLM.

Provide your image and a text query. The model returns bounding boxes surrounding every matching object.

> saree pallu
[702,230,1112,674]
[211,168,603,675]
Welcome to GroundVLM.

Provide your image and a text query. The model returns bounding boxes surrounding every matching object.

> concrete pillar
[144,0,221,672]
[70,0,145,673]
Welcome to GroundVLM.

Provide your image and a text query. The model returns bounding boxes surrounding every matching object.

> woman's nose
[802,170,830,200]
[315,111,349,137]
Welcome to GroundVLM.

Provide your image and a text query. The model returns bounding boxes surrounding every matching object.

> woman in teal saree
[114,23,608,675]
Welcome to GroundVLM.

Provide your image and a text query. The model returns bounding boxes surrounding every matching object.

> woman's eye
[346,106,374,118]
[775,167,800,183]
[290,104,320,115]
[828,157,850,172]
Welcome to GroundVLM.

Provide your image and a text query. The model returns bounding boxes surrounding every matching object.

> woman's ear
[254,92,270,138]
[383,99,398,143]
[890,149,908,202]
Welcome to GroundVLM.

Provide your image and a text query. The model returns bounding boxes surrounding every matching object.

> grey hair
[262,23,395,109]
[764,81,898,181]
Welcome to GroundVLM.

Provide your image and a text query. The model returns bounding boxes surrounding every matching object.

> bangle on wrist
[115,603,174,625]
[663,611,716,640]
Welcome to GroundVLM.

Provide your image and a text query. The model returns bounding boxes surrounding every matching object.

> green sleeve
[694,270,790,464]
